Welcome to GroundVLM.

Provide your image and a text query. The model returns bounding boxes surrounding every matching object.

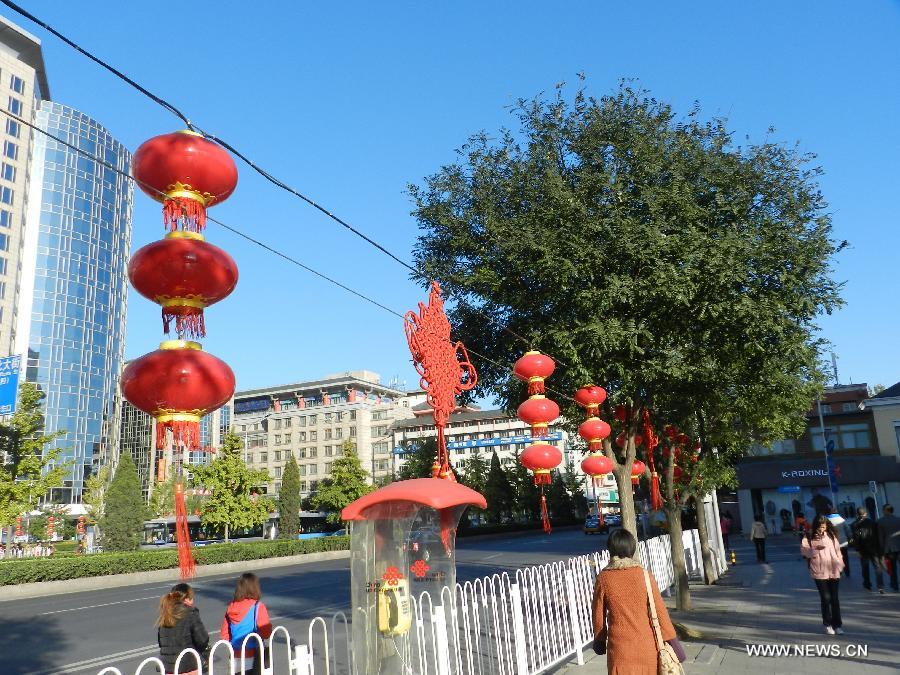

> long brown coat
[592,566,676,675]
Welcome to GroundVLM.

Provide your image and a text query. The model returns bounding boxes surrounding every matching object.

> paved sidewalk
[556,535,899,674]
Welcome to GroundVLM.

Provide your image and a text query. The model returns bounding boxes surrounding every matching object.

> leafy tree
[410,82,843,568]
[508,450,540,521]
[190,432,273,542]
[398,436,439,479]
[83,464,111,527]
[546,471,575,521]
[482,451,514,524]
[457,448,489,523]
[560,459,588,518]
[100,452,147,551]
[278,454,301,538]
[149,470,175,518]
[311,441,372,523]
[0,382,68,542]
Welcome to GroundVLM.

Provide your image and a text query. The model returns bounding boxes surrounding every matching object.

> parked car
[604,514,622,527]
[327,529,347,537]
[406,526,443,561]
[583,515,607,535]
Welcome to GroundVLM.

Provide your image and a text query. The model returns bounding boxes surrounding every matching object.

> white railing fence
[97,528,720,675]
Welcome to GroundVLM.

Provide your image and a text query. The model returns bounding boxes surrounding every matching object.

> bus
[142,511,333,546]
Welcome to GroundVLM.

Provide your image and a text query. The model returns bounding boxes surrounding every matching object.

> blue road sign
[0,355,20,415]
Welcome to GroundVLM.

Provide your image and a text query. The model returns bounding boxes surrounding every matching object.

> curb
[0,549,351,602]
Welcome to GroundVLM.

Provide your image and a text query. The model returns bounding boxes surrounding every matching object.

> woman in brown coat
[592,529,685,674]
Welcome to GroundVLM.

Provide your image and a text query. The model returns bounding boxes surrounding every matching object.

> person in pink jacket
[801,514,845,635]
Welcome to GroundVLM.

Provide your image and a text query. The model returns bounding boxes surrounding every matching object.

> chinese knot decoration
[642,411,664,510]
[404,281,477,480]
[122,130,240,579]
[515,352,562,533]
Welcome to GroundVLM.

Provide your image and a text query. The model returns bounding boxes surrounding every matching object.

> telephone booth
[341,478,486,674]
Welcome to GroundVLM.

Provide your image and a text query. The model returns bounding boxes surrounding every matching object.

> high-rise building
[15,101,133,504]
[0,16,50,355]
[233,371,422,498]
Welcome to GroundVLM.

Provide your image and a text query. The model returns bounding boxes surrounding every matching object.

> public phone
[377,579,412,636]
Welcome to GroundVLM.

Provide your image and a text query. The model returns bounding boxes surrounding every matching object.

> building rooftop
[0,15,50,100]
[874,382,900,399]
[235,370,405,400]
[393,407,513,430]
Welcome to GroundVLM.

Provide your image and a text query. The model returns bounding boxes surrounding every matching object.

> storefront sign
[781,469,829,479]
[777,486,801,493]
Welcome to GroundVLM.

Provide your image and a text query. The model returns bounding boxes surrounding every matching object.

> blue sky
[11,1,900,395]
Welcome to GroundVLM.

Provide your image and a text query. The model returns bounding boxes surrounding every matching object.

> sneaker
[835,628,844,635]
[825,626,835,635]
[879,589,885,594]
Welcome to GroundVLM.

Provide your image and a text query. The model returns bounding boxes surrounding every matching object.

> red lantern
[674,466,684,479]
[513,351,555,395]
[676,433,690,446]
[694,441,702,452]
[614,405,627,421]
[133,130,238,232]
[121,340,235,449]
[664,425,678,439]
[129,233,239,339]
[615,433,643,448]
[579,417,611,452]
[631,459,646,485]
[520,443,563,485]
[581,453,613,478]
[574,385,607,416]
[517,395,560,438]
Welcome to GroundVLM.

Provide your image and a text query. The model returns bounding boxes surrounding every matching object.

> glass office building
[18,102,133,504]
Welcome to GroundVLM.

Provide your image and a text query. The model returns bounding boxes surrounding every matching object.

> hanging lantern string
[0,1,573,371]
[4,107,580,404]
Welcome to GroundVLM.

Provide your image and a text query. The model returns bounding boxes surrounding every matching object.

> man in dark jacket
[851,507,884,592]
[878,504,900,592]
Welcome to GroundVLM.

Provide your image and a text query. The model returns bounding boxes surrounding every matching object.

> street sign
[0,355,20,415]
[869,480,877,494]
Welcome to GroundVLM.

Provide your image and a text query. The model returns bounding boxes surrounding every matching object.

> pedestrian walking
[801,514,845,635]
[877,503,900,592]
[592,529,686,674]
[720,511,732,550]
[157,583,209,675]
[221,572,272,674]
[749,514,768,562]
[850,507,884,593]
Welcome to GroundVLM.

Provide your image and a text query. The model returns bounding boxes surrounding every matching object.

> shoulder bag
[643,569,685,675]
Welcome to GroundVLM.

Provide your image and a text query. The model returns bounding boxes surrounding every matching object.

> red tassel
[531,425,548,438]
[174,482,196,579]
[541,494,552,534]
[533,471,552,486]
[439,508,454,554]
[162,307,206,339]
[156,419,200,449]
[163,197,207,233]
[650,472,663,510]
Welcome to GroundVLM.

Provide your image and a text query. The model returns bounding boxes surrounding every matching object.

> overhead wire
[4,107,577,404]
[0,0,571,368]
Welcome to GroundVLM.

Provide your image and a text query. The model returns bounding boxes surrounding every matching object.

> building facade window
[7,97,22,116]
[9,75,24,94]
[3,141,17,160]
[810,423,871,451]
[5,119,19,138]
[0,208,11,226]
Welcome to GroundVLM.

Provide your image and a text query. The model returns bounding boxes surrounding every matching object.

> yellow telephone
[377,579,412,636]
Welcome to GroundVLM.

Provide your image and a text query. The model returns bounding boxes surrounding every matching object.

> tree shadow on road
[0,615,68,675]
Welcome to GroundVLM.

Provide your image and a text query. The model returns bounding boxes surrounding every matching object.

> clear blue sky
[11,1,900,394]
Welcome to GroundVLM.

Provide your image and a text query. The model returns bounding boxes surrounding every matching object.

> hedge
[0,536,350,586]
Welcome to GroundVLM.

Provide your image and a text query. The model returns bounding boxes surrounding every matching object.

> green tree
[0,382,68,543]
[100,452,147,551]
[190,432,273,542]
[149,470,176,518]
[410,83,843,605]
[397,436,439,480]
[508,449,540,521]
[482,451,514,524]
[546,471,575,521]
[278,454,301,538]
[456,448,489,524]
[311,440,372,523]
[560,459,588,518]
[83,464,111,527]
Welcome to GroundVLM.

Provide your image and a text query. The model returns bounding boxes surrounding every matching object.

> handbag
[643,569,685,675]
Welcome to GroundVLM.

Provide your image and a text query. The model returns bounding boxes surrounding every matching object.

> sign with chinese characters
[0,355,20,415]
[446,431,563,450]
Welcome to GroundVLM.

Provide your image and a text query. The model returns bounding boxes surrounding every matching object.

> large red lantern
[520,443,563,485]
[129,232,239,339]
[133,130,238,232]
[574,385,607,416]
[121,340,235,449]
[517,395,560,438]
[631,459,646,485]
[581,453,613,479]
[513,351,555,395]
[579,417,611,452]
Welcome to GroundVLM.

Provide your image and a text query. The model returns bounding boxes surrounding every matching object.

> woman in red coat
[592,529,685,674]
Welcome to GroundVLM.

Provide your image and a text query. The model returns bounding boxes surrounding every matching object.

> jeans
[886,552,899,591]
[859,554,885,590]
[814,578,842,628]
[753,537,766,562]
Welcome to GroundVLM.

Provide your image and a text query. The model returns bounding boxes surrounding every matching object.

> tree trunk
[613,465,638,544]
[693,494,719,585]
[224,524,230,544]
[666,506,691,611]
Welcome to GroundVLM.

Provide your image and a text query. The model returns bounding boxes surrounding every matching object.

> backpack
[852,519,876,552]
[227,602,259,651]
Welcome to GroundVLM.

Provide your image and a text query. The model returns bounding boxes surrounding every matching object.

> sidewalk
[557,535,899,674]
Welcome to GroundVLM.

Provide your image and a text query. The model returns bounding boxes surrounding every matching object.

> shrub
[0,536,349,586]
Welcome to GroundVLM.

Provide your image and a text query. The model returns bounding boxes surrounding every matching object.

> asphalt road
[3,527,607,675]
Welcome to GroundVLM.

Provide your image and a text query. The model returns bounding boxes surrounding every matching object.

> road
[2,527,606,675]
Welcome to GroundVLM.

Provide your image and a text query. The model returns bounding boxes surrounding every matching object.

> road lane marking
[39,595,162,615]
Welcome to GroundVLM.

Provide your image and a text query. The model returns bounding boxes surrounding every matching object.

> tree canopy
[100,452,146,551]
[311,440,372,523]
[278,454,301,538]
